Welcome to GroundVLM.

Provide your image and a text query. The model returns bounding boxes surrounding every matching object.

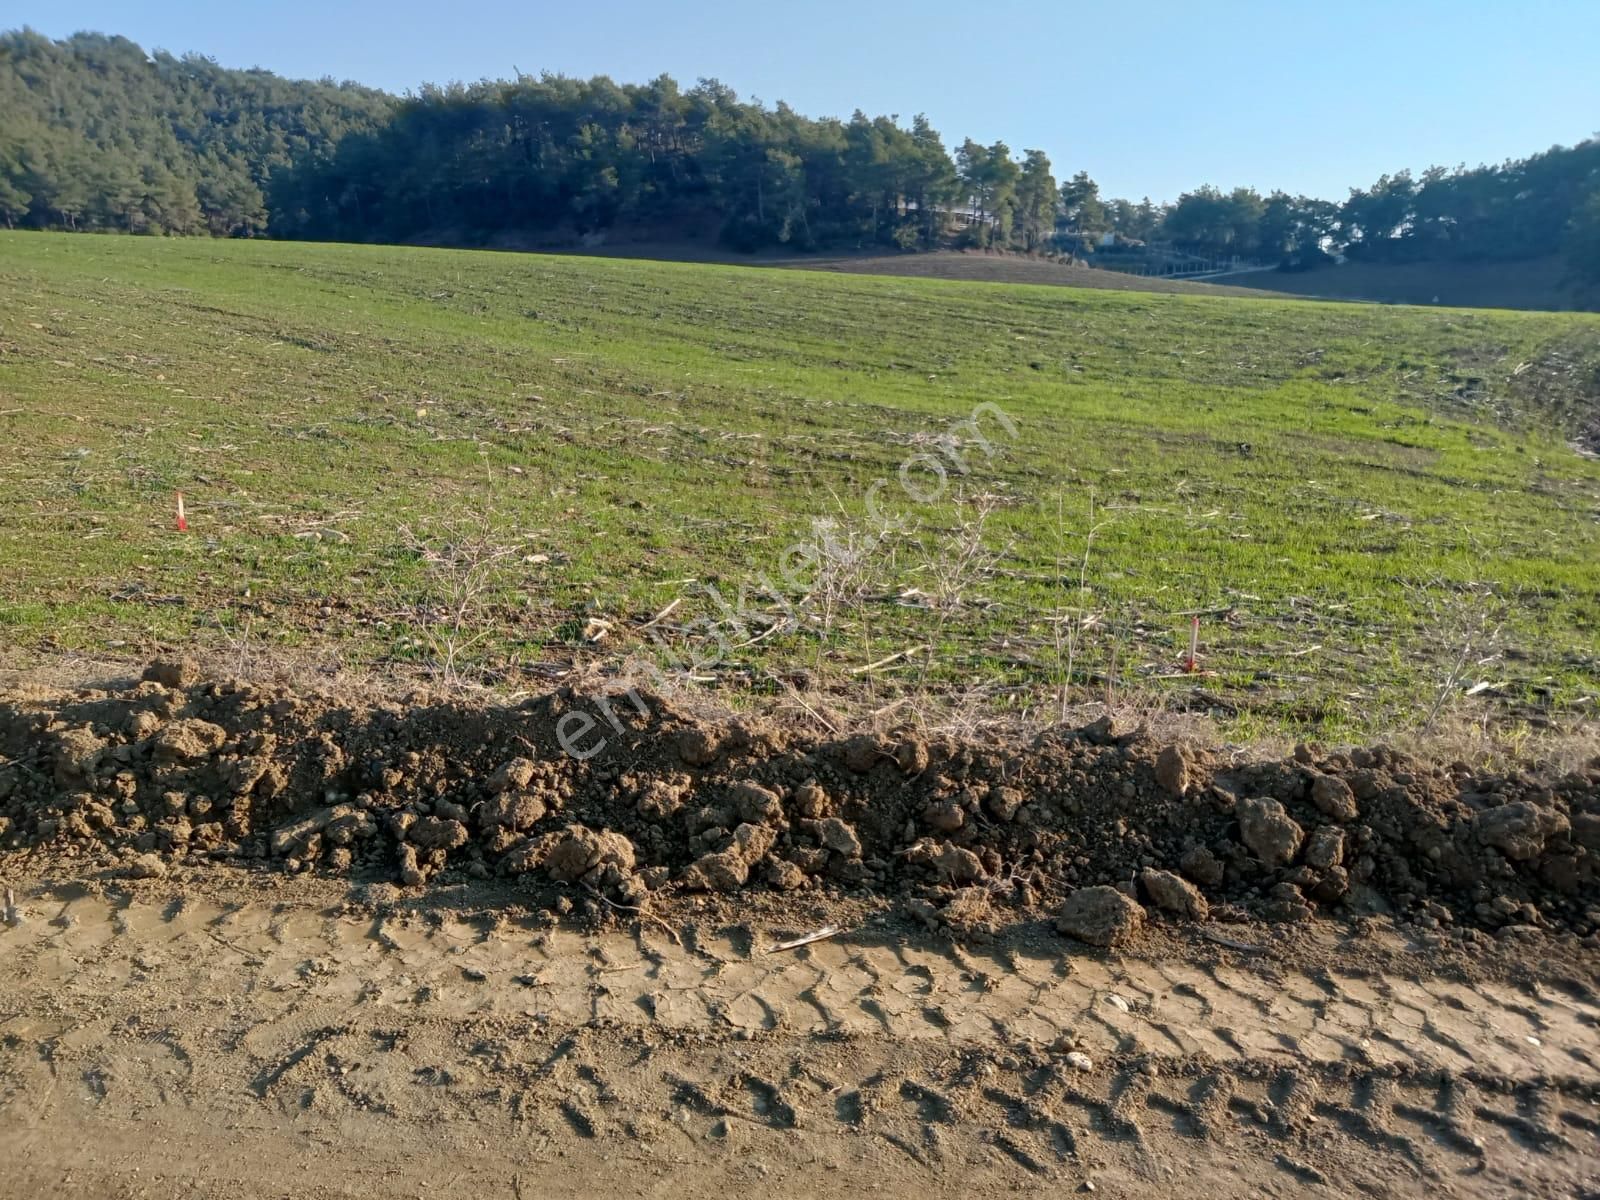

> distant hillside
[1,29,1597,309]
[0,29,1054,255]
[558,241,1285,298]
[1220,256,1585,312]
[553,243,1599,312]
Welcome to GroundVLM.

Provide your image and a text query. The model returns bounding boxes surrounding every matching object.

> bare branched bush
[1409,577,1507,733]
[397,515,523,688]
[801,518,884,640]
[911,490,1009,694]
[220,611,255,679]
[1048,488,1111,723]
[921,491,1006,614]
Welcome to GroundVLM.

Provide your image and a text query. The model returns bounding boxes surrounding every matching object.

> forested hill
[2,28,1599,293]
[0,29,1056,253]
[0,30,393,236]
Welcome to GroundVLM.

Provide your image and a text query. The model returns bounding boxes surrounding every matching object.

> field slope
[1221,255,1584,313]
[0,231,1597,738]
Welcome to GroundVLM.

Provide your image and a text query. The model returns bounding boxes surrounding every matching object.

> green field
[1,231,1597,739]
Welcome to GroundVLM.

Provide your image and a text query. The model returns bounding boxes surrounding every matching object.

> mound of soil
[2,662,1597,939]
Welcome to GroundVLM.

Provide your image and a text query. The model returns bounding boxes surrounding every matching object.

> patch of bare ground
[556,240,1284,297]
[775,251,1283,297]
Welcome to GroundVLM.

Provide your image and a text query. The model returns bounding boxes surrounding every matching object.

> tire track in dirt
[2,886,1598,1197]
[2,890,1597,1084]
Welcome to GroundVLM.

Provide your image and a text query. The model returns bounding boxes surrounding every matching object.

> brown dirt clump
[1055,885,1145,946]
[1,663,1598,941]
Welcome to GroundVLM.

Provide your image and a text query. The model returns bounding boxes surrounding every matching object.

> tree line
[0,30,390,236]
[0,31,1055,253]
[2,29,1598,287]
[273,74,1063,253]
[1071,143,1600,277]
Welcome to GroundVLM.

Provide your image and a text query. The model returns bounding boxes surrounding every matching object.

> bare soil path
[2,876,1596,1198]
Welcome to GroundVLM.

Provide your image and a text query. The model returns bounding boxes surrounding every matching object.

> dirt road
[2,873,1597,1198]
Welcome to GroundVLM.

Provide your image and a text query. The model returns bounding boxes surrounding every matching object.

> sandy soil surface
[1,662,1596,1196]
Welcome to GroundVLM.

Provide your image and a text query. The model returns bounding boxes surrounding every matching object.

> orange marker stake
[176,491,189,532]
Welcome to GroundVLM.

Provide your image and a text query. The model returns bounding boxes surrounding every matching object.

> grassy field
[1,231,1597,740]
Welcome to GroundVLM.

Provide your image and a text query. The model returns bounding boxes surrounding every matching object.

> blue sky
[17,0,1600,203]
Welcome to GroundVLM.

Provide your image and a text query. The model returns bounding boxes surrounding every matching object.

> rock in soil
[1238,796,1305,867]
[1179,845,1225,887]
[1310,773,1360,822]
[1473,800,1568,861]
[1138,867,1208,920]
[1056,886,1146,946]
[128,852,168,880]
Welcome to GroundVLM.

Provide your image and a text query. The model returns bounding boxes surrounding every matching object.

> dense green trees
[1568,189,1600,292]
[952,140,1024,247]
[1158,185,1267,257]
[1255,192,1338,265]
[1058,171,1107,235]
[1014,150,1058,251]
[3,27,1597,280]
[275,74,1027,251]
[2,30,1059,253]
[1326,145,1600,265]
[0,30,392,236]
[1073,146,1599,275]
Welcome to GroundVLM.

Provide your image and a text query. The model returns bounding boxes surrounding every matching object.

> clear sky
[16,0,1600,203]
